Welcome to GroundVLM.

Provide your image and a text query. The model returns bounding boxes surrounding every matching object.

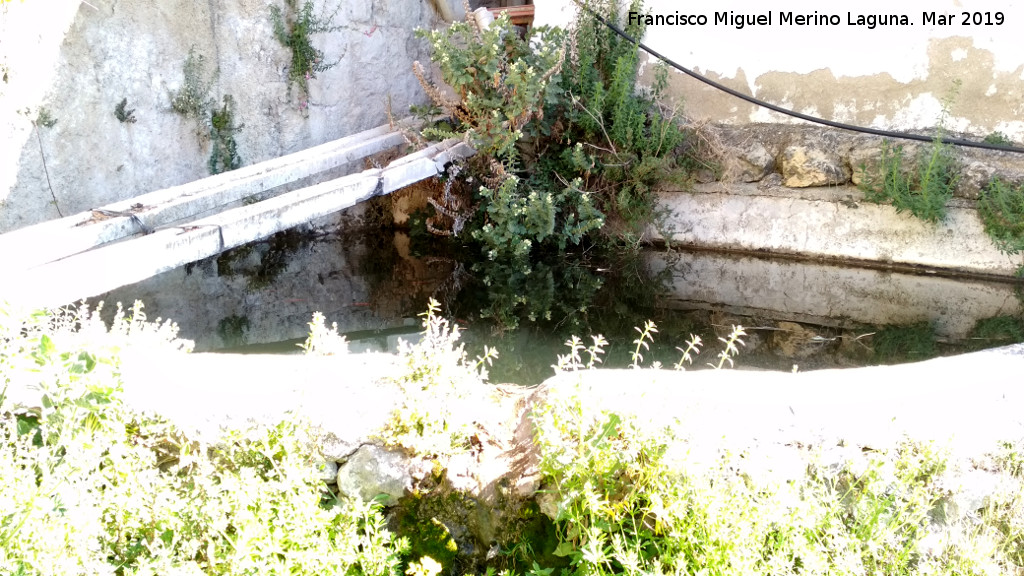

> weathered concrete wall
[0,0,449,233]
[646,124,1024,277]
[644,251,1024,341]
[536,0,1024,139]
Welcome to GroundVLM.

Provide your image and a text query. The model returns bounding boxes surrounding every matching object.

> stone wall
[0,0,453,232]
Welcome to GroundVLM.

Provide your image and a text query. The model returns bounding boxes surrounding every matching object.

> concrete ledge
[550,343,1024,461]
[5,343,1016,460]
[650,183,1019,277]
[644,250,1023,340]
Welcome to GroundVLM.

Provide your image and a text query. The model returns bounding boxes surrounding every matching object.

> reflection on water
[94,229,1024,386]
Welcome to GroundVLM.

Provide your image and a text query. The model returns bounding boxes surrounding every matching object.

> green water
[96,228,1024,386]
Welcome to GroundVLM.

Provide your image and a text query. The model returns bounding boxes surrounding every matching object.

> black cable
[578,5,1024,155]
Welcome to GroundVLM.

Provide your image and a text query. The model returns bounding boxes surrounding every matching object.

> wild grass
[860,139,957,223]
[978,178,1024,256]
[872,321,938,362]
[860,83,961,223]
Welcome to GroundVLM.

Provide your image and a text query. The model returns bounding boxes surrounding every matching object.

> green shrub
[860,83,960,223]
[415,0,696,264]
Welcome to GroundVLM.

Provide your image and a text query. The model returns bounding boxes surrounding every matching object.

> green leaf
[590,413,621,448]
[33,334,55,365]
[553,541,577,557]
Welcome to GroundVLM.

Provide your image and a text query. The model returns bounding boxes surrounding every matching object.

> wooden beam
[0,140,474,310]
[1,119,419,273]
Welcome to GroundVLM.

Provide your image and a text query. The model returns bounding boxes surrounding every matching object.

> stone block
[726,140,773,182]
[780,145,851,188]
[336,445,413,506]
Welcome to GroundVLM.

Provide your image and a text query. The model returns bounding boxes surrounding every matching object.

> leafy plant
[378,298,497,456]
[673,333,703,370]
[984,131,1015,147]
[709,324,747,369]
[471,175,604,266]
[629,320,657,368]
[270,0,341,107]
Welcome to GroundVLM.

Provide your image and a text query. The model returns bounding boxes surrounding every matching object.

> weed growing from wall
[984,131,1016,148]
[34,106,57,128]
[860,138,958,223]
[978,178,1024,257]
[169,48,244,175]
[170,47,216,119]
[114,97,137,123]
[208,95,243,174]
[860,83,960,223]
[270,0,341,109]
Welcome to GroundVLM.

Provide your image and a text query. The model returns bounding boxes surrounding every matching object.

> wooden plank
[489,5,534,26]
[1,119,418,272]
[1,140,474,310]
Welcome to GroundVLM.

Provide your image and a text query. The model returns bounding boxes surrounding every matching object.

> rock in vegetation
[336,444,414,505]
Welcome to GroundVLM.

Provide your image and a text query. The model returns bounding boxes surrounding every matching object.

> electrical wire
[574,3,1024,154]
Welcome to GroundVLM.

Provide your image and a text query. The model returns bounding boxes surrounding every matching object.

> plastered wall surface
[0,0,443,233]
[536,0,1024,138]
